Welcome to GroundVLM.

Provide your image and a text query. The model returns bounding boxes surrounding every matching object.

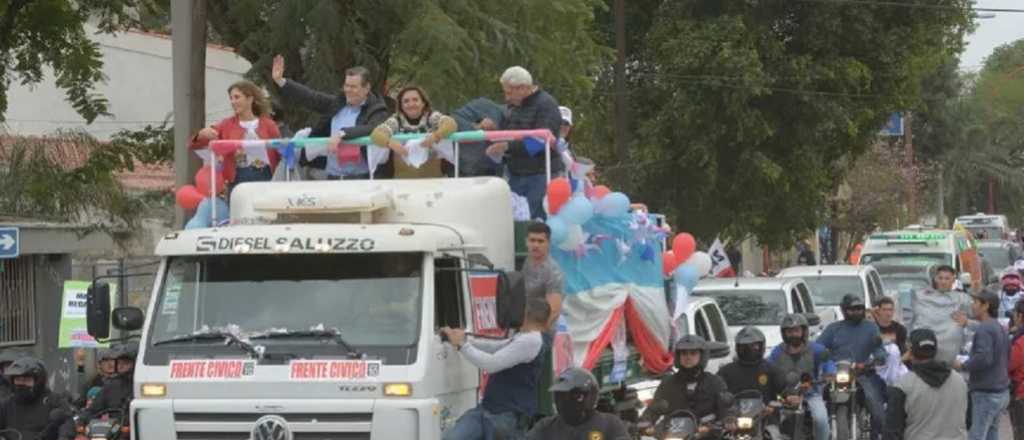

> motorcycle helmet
[112,341,139,378]
[4,357,47,403]
[734,326,766,364]
[840,294,866,323]
[780,313,809,347]
[549,367,599,426]
[673,334,709,378]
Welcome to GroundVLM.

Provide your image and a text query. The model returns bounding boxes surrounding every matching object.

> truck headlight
[141,383,166,397]
[737,417,754,430]
[836,372,851,384]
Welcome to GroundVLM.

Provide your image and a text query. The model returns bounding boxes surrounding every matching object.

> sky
[960,0,1024,71]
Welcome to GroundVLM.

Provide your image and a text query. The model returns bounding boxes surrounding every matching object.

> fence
[0,256,36,346]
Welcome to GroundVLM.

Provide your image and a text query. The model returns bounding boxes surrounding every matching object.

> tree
[204,0,608,123]
[0,0,157,123]
[592,0,972,248]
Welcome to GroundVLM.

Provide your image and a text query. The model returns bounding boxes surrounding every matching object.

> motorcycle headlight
[737,417,754,430]
[836,371,851,384]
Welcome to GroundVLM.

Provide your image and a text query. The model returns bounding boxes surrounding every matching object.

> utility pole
[171,0,207,228]
[613,0,627,162]
[904,112,915,224]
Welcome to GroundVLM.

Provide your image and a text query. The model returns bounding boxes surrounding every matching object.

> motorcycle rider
[70,342,137,434]
[717,326,786,403]
[816,294,888,440]
[0,349,29,401]
[0,357,68,440]
[642,335,734,435]
[767,313,835,440]
[526,368,630,440]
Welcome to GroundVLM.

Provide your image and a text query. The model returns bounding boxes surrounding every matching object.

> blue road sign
[0,227,19,259]
[881,112,904,137]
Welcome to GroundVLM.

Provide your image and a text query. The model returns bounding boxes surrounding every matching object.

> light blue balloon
[674,263,701,291]
[597,192,631,217]
[547,215,569,245]
[560,195,594,225]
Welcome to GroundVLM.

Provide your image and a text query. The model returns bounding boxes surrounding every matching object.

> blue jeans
[508,173,547,220]
[858,373,886,440]
[805,393,830,440]
[442,407,524,440]
[970,390,1009,440]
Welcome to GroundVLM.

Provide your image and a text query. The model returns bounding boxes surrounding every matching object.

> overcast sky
[960,0,1024,71]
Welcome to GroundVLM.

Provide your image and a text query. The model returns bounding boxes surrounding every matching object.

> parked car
[691,277,822,350]
[776,264,894,324]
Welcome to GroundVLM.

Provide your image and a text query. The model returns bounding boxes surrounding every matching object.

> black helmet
[780,313,809,346]
[97,347,118,362]
[5,357,47,402]
[840,294,865,310]
[673,334,709,371]
[735,326,766,364]
[113,341,139,360]
[550,368,599,426]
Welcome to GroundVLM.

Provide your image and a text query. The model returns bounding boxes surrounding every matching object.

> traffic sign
[0,227,19,259]
[880,112,904,136]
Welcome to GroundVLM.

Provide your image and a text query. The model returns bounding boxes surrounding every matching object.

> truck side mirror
[496,271,527,329]
[707,341,731,359]
[803,313,822,327]
[112,307,144,331]
[86,282,111,340]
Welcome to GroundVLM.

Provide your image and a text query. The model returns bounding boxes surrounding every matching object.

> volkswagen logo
[251,415,292,440]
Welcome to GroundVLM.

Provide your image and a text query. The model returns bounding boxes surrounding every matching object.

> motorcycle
[639,399,726,440]
[828,360,871,440]
[767,373,816,440]
[732,390,767,440]
[73,408,130,440]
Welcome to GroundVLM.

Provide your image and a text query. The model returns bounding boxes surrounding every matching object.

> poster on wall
[58,281,117,348]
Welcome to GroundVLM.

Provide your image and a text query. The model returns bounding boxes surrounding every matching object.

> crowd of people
[0,342,137,440]
[189,56,582,225]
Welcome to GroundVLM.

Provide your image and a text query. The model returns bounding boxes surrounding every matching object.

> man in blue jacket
[768,313,835,440]
[816,294,888,440]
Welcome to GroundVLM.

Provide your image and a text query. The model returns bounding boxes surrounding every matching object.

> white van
[955,213,1010,241]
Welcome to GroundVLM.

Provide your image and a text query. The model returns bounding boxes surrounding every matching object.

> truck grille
[174,412,372,440]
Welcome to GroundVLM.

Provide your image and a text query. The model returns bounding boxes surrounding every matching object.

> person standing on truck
[440,297,550,440]
[485,66,563,220]
[370,85,458,178]
[883,328,968,440]
[522,222,565,333]
[191,80,282,186]
[908,264,974,364]
[271,54,391,180]
[526,368,630,440]
[767,314,834,440]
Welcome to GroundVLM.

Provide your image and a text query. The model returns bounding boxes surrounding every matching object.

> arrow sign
[0,227,20,259]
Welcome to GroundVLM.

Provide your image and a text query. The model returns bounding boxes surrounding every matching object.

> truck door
[434,257,479,418]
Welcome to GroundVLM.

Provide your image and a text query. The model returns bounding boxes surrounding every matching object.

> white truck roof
[163,177,516,270]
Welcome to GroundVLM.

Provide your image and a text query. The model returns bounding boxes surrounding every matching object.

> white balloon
[685,251,713,277]
[558,225,585,251]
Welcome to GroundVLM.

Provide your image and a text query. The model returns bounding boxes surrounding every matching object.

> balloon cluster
[544,177,631,252]
[175,164,229,229]
[662,233,712,291]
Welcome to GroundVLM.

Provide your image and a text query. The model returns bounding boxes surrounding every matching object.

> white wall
[3,26,250,140]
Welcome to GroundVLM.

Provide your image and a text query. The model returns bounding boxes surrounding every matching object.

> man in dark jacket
[485,66,563,220]
[884,329,968,440]
[0,349,29,401]
[527,368,629,440]
[272,55,391,179]
[954,289,1011,440]
[450,97,506,177]
[643,335,734,434]
[717,327,786,403]
[0,357,68,440]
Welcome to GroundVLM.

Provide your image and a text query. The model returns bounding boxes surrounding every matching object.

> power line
[794,0,1024,13]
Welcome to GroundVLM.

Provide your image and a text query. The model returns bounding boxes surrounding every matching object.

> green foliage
[205,0,609,121]
[587,0,971,248]
[0,0,150,123]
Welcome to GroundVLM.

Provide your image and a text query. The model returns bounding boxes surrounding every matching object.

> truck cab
[98,178,523,440]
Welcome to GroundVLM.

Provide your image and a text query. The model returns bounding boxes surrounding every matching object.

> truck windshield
[800,276,863,306]
[694,290,787,326]
[146,252,423,364]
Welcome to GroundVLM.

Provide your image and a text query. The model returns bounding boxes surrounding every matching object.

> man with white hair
[486,66,563,220]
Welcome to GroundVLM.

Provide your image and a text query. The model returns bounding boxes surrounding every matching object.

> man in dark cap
[884,329,968,440]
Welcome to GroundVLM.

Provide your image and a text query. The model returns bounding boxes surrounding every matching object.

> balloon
[195,165,226,197]
[662,251,679,276]
[673,233,697,262]
[175,185,205,210]
[686,251,712,277]
[546,177,572,215]
[674,264,701,291]
[592,185,612,200]
[547,215,569,246]
[596,192,631,217]
[558,225,585,251]
[560,195,594,225]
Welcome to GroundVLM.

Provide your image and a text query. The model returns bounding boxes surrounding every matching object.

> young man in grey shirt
[522,221,565,331]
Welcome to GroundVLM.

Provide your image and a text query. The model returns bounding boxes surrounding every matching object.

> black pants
[1010,397,1024,440]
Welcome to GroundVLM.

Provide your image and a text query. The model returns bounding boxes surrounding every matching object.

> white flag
[194,148,214,164]
[708,238,735,277]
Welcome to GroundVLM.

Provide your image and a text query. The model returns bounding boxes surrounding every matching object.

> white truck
[88,178,525,440]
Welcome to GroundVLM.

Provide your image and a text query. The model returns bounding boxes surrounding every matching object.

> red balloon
[175,185,205,210]
[546,177,572,215]
[673,233,697,262]
[592,185,612,200]
[662,251,678,276]
[195,165,226,197]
